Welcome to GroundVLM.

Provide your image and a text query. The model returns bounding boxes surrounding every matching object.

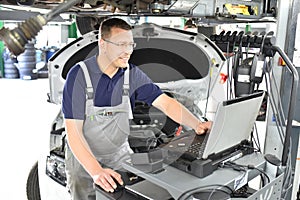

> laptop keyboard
[187,139,205,155]
[180,135,208,160]
[160,131,208,161]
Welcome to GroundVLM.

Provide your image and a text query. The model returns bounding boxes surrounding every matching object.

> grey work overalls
[65,61,133,200]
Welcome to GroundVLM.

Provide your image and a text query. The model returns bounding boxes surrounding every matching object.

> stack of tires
[35,49,48,79]
[2,48,19,79]
[17,43,38,80]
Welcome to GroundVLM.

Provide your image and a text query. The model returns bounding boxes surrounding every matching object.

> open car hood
[48,23,226,115]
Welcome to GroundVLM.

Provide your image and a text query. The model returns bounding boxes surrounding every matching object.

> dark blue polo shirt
[62,55,163,120]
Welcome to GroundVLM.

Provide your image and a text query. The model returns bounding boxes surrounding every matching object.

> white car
[25,22,227,200]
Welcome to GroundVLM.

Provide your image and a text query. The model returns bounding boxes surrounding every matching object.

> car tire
[26,162,41,200]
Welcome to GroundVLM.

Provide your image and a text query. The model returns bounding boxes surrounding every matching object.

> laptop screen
[202,91,265,159]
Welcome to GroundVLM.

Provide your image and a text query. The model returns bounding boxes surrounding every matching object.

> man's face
[101,27,135,68]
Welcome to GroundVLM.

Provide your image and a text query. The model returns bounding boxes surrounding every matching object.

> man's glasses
[103,38,137,49]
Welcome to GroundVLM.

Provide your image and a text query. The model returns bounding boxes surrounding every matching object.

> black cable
[241,144,260,152]
[219,162,268,188]
[263,70,284,144]
[224,161,271,186]
[232,32,246,98]
[253,123,262,153]
[249,131,258,154]
[259,32,267,55]
[248,165,270,184]
[259,174,265,187]
[177,184,233,200]
[229,43,235,99]
[282,138,294,199]
[269,59,286,125]
[220,162,247,172]
[250,131,254,147]
[230,42,237,99]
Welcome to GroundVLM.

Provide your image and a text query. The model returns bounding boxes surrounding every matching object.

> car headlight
[46,154,66,186]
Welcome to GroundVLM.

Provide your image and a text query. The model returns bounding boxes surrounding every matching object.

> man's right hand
[92,168,124,193]
[195,121,212,135]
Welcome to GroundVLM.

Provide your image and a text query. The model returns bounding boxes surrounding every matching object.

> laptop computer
[160,91,265,177]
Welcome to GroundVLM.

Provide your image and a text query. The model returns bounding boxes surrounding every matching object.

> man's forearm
[153,94,210,134]
[153,94,199,128]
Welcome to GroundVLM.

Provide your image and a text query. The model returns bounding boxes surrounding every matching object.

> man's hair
[185,19,196,28]
[100,18,132,39]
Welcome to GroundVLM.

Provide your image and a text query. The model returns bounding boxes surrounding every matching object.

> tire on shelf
[3,48,19,78]
[17,43,38,80]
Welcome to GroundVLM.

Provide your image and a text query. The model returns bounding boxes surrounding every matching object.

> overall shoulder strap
[78,61,94,99]
[123,67,130,96]
[123,67,133,119]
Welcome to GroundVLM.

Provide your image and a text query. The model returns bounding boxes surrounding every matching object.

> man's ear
[99,39,105,48]
[99,39,107,54]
